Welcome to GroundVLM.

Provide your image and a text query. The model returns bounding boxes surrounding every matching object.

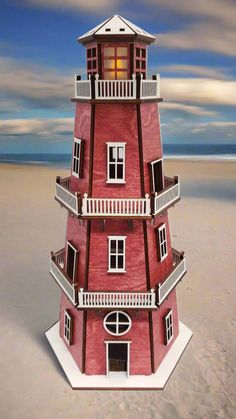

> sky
[0,0,236,153]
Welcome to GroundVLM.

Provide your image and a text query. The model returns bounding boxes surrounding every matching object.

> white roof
[79,15,155,43]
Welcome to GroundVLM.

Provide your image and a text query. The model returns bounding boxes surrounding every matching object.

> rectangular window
[103,45,128,80]
[134,46,146,78]
[164,309,173,345]
[157,224,168,261]
[106,142,126,184]
[87,46,97,77]
[64,310,73,345]
[66,241,78,282]
[72,138,83,178]
[108,236,126,273]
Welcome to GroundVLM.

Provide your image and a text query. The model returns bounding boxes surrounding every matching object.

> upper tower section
[78,15,155,80]
[73,15,161,102]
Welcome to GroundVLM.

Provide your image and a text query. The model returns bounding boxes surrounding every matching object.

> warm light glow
[104,59,115,69]
[116,59,127,69]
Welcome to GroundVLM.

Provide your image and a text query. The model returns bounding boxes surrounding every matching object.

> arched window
[103,311,131,336]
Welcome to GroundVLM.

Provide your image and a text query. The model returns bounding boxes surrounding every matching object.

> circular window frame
[103,311,132,336]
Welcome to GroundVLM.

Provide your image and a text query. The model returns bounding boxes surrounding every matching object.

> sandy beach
[0,160,235,419]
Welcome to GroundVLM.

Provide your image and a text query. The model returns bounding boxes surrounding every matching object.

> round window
[103,311,131,336]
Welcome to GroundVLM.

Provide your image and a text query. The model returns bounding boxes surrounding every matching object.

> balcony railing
[78,288,156,309]
[55,176,81,216]
[74,74,161,101]
[55,176,179,218]
[81,193,151,218]
[157,248,186,305]
[153,176,180,216]
[50,247,186,309]
[50,249,78,306]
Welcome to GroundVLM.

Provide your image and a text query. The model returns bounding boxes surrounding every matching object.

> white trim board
[45,322,192,390]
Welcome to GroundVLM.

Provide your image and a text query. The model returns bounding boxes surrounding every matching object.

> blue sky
[0,0,235,153]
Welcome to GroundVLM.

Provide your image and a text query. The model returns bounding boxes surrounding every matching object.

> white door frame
[105,341,131,377]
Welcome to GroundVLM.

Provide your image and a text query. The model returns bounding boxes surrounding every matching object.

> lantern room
[78,15,155,79]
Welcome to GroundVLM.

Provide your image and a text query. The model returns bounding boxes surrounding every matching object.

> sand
[0,161,235,419]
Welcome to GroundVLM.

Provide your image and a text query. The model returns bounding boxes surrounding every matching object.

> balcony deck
[72,74,161,102]
[55,176,180,219]
[50,248,186,310]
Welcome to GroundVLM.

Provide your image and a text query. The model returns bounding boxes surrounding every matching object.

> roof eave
[78,33,155,45]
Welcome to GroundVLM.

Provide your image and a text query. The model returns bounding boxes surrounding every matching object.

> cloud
[0,118,73,138]
[161,77,236,106]
[148,0,236,56]
[160,102,218,117]
[158,65,228,80]
[157,23,236,57]
[23,0,119,12]
[191,121,236,133]
[0,57,76,109]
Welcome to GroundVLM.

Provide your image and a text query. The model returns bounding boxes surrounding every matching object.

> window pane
[92,60,96,69]
[118,324,129,334]
[74,142,77,157]
[117,164,123,179]
[109,147,116,162]
[118,255,124,269]
[87,61,92,70]
[136,60,140,69]
[118,240,123,253]
[117,147,124,161]
[73,158,76,173]
[107,313,116,322]
[104,47,115,56]
[116,59,127,69]
[136,48,140,57]
[110,240,116,253]
[87,49,91,58]
[116,71,128,79]
[109,164,116,179]
[92,48,96,57]
[141,49,146,58]
[141,61,146,69]
[117,47,128,56]
[104,59,115,69]
[76,142,80,158]
[118,313,128,322]
[75,159,79,174]
[104,71,115,80]
[110,255,116,269]
[107,323,116,333]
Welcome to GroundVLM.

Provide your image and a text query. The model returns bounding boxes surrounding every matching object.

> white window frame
[64,310,73,345]
[72,137,82,178]
[150,158,164,193]
[164,309,173,345]
[158,223,168,262]
[106,142,126,184]
[66,241,79,282]
[108,236,126,273]
[103,311,132,336]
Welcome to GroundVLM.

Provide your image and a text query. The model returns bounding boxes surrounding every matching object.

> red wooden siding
[88,219,147,291]
[92,103,142,197]
[140,102,163,195]
[85,310,152,375]
[146,216,173,289]
[65,216,88,288]
[70,102,91,195]
[152,289,179,371]
[59,293,84,371]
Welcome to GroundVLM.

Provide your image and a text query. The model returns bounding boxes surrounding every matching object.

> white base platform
[45,321,192,390]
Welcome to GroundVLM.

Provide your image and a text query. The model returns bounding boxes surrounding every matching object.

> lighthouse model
[46,15,192,389]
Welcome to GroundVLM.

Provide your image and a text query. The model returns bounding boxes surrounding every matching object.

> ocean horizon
[0,144,236,168]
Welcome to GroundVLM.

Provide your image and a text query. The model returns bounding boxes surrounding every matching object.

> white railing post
[79,288,84,307]
[157,74,160,97]
[74,74,77,97]
[145,193,151,216]
[95,74,99,99]
[150,288,155,306]
[82,193,88,215]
